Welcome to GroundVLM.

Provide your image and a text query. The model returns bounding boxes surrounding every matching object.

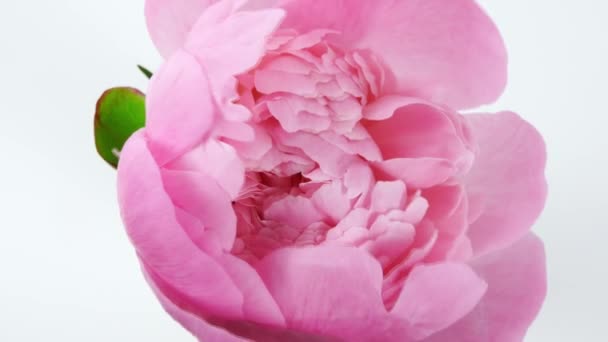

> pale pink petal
[276,0,507,109]
[391,263,487,340]
[366,218,415,268]
[145,50,215,165]
[213,120,256,143]
[255,70,319,97]
[325,208,371,242]
[266,96,332,133]
[373,158,455,189]
[256,246,397,340]
[396,196,429,226]
[370,181,407,213]
[363,95,423,121]
[264,195,325,229]
[227,124,273,164]
[319,130,382,162]
[465,112,547,256]
[365,99,474,176]
[145,0,213,58]
[425,234,546,342]
[344,161,374,200]
[117,132,244,318]
[165,140,245,199]
[185,3,285,78]
[273,127,358,177]
[311,181,352,223]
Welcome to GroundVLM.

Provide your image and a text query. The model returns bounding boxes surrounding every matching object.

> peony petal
[145,0,277,58]
[185,2,285,79]
[117,131,244,319]
[165,140,245,199]
[465,112,547,256]
[144,267,249,342]
[425,234,546,342]
[363,95,422,121]
[365,98,474,175]
[266,96,333,133]
[273,126,358,177]
[256,245,396,341]
[370,181,407,213]
[276,0,507,109]
[145,50,215,165]
[319,130,382,162]
[422,186,470,262]
[145,0,213,58]
[373,158,455,189]
[264,195,325,229]
[160,169,237,252]
[391,263,487,340]
[311,181,352,223]
[214,254,286,326]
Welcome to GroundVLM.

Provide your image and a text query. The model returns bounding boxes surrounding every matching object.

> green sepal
[137,65,153,79]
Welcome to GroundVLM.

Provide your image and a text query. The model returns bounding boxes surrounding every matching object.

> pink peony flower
[118,0,547,340]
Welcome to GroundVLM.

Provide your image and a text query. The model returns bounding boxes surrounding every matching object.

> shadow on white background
[0,1,605,341]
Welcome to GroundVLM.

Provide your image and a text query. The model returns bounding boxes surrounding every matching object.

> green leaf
[137,65,153,79]
[94,87,146,168]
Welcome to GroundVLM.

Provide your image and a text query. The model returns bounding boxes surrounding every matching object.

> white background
[0,1,606,341]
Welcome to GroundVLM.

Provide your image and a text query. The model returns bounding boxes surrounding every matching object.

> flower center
[231,172,331,264]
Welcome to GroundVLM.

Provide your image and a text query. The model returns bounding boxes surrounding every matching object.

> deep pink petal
[425,234,546,342]
[391,263,487,340]
[465,112,547,256]
[117,131,244,318]
[276,0,507,109]
[145,50,215,165]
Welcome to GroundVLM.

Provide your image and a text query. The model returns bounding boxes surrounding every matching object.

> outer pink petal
[165,140,246,199]
[185,2,285,79]
[276,0,507,109]
[145,0,214,58]
[214,254,286,327]
[145,50,215,165]
[160,168,237,252]
[256,246,401,341]
[117,131,244,318]
[465,112,547,256]
[144,267,251,342]
[425,234,547,342]
[391,263,487,340]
